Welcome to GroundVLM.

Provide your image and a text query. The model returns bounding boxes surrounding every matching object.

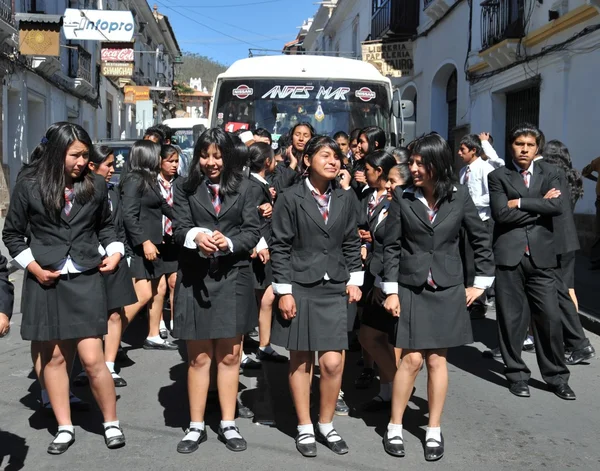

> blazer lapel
[191,181,218,219]
[432,195,454,228]
[368,198,386,226]
[299,184,328,234]
[61,199,84,223]
[529,162,544,196]
[326,189,344,230]
[507,163,529,196]
[218,191,240,219]
[404,192,431,229]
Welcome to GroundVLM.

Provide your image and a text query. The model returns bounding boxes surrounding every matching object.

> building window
[446,70,457,153]
[106,96,113,139]
[505,83,540,155]
[352,15,360,58]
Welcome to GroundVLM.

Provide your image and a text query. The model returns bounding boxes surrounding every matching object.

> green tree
[175,52,227,92]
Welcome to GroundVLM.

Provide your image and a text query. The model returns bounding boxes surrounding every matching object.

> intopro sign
[63,9,135,42]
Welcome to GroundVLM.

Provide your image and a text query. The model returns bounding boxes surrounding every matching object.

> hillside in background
[175,52,228,92]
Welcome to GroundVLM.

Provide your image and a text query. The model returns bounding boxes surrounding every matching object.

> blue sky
[150,0,318,66]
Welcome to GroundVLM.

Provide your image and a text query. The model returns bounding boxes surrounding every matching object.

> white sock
[220,420,242,440]
[297,424,315,444]
[338,389,345,400]
[41,389,50,405]
[183,421,205,441]
[105,362,115,374]
[426,426,441,446]
[147,335,164,344]
[159,320,167,330]
[259,345,276,354]
[318,422,341,442]
[170,320,174,331]
[54,425,75,444]
[387,423,403,445]
[103,420,122,440]
[379,382,392,401]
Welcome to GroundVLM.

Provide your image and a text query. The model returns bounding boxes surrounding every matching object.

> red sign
[355,87,376,102]
[232,84,253,100]
[225,122,249,132]
[101,46,135,62]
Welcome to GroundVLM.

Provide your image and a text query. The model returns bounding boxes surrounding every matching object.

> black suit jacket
[121,174,174,248]
[0,254,14,318]
[248,174,273,246]
[367,203,389,279]
[271,180,362,285]
[383,185,494,288]
[3,174,118,268]
[108,184,133,258]
[553,168,580,255]
[172,177,261,266]
[488,161,563,268]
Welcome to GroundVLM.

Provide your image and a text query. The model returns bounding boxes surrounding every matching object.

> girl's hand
[195,232,218,256]
[143,240,159,261]
[29,262,61,287]
[212,231,230,252]
[258,249,270,264]
[384,294,401,317]
[347,285,362,304]
[358,229,372,243]
[258,203,273,219]
[466,287,485,307]
[279,294,297,320]
[250,248,258,259]
[99,253,121,273]
[361,246,368,261]
[269,187,277,199]
[354,170,366,184]
[338,169,352,190]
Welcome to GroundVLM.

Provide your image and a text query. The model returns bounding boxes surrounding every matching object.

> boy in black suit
[488,123,574,400]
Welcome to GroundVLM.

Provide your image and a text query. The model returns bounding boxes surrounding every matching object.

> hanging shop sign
[16,14,63,56]
[101,42,135,62]
[124,86,151,104]
[361,40,414,78]
[63,9,135,42]
[102,62,134,77]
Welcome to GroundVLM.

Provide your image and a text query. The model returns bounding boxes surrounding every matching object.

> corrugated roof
[15,13,63,25]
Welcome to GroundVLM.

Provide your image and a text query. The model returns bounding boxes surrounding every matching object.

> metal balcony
[480,0,526,50]
[371,0,419,40]
[0,0,17,44]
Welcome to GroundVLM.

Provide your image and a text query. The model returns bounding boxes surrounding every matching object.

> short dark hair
[349,128,361,143]
[460,134,483,157]
[248,142,274,173]
[365,149,397,181]
[144,126,166,144]
[508,123,543,148]
[156,123,173,142]
[410,132,457,201]
[333,131,349,141]
[253,128,272,145]
[303,135,344,178]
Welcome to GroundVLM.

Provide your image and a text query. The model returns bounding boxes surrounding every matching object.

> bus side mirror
[392,98,415,119]
[392,98,401,118]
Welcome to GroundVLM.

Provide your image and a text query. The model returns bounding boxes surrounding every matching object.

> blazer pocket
[398,254,428,274]
[444,255,461,276]
[291,252,312,273]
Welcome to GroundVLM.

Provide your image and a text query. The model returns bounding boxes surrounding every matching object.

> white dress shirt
[15,244,124,274]
[157,174,175,236]
[482,141,506,169]
[513,160,535,209]
[459,157,495,222]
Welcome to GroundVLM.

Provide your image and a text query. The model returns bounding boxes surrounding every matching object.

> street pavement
[1,268,600,471]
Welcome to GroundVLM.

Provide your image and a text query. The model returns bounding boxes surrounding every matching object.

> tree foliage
[175,52,227,92]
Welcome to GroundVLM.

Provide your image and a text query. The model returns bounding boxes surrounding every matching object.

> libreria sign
[63,9,135,42]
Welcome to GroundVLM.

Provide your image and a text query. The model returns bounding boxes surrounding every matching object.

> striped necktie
[311,190,331,223]
[64,188,74,216]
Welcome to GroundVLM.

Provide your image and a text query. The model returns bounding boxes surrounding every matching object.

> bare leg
[167,272,177,326]
[359,325,397,383]
[425,349,448,428]
[289,351,314,425]
[104,310,124,364]
[122,279,153,331]
[147,278,166,338]
[317,351,344,424]
[187,340,213,423]
[31,341,45,390]
[258,286,275,348]
[390,350,423,425]
[43,341,72,425]
[215,336,243,421]
[568,289,579,312]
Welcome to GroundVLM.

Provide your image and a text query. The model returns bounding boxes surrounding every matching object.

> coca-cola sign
[101,47,134,62]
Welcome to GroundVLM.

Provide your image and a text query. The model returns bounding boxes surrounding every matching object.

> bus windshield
[212,79,391,140]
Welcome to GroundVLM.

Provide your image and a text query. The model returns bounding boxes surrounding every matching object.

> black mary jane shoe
[47,430,75,455]
[316,429,349,455]
[295,433,317,458]
[383,434,405,457]
[217,426,247,452]
[424,435,444,462]
[177,428,207,454]
[362,395,391,413]
[104,425,126,449]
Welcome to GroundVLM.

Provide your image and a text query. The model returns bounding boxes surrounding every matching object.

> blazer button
[324,234,330,238]
[323,249,328,254]
[429,250,433,254]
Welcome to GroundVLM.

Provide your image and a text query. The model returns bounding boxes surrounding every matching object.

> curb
[579,308,600,337]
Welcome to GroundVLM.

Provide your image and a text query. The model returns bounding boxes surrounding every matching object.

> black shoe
[116,346,130,363]
[240,357,262,370]
[256,348,288,363]
[509,380,530,398]
[482,347,503,359]
[522,337,535,353]
[295,433,317,457]
[70,397,91,412]
[47,430,75,455]
[565,345,596,365]
[362,395,391,412]
[104,425,126,449]
[469,304,487,319]
[335,395,350,416]
[159,328,168,340]
[111,373,127,388]
[383,434,405,457]
[217,426,247,452]
[424,434,444,462]
[177,428,207,454]
[143,339,178,350]
[72,372,89,387]
[237,400,254,419]
[316,429,349,455]
[551,383,576,401]
[354,368,376,389]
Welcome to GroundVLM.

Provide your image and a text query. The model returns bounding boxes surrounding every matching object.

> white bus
[209,55,400,145]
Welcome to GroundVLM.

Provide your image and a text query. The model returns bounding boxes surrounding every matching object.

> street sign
[102,62,134,77]
[63,9,135,42]
[361,40,414,78]
[124,86,150,104]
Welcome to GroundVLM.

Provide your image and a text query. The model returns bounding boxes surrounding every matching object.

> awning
[15,13,63,25]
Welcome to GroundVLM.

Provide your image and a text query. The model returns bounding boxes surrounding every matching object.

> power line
[168,0,285,8]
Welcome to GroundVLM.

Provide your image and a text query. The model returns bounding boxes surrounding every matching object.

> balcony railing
[423,0,435,9]
[0,0,14,26]
[69,45,92,84]
[480,0,526,50]
[371,0,419,40]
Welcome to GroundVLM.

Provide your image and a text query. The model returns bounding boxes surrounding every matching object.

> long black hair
[248,142,274,173]
[20,122,95,221]
[184,128,244,196]
[120,140,161,193]
[391,146,410,164]
[543,140,584,206]
[359,126,386,155]
[365,149,397,182]
[289,122,315,155]
[90,144,113,166]
[160,144,180,161]
[410,132,457,201]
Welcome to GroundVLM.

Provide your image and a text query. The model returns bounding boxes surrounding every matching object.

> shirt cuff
[517,198,521,209]
[272,282,292,295]
[473,276,495,290]
[184,227,212,249]
[98,244,106,257]
[381,281,399,295]
[256,237,269,252]
[105,242,125,257]
[347,271,364,287]
[14,248,35,269]
[225,237,234,254]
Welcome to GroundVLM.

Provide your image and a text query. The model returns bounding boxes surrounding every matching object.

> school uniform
[157,174,180,275]
[0,253,14,319]
[121,174,174,280]
[270,178,363,351]
[248,173,273,290]
[103,184,138,311]
[2,174,123,341]
[381,185,494,349]
[171,177,261,340]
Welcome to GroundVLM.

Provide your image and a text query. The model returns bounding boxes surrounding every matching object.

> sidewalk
[574,252,600,333]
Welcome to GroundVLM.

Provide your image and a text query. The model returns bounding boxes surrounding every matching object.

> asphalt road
[1,269,600,471]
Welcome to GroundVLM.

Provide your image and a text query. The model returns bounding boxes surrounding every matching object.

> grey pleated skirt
[271,280,349,352]
[391,283,472,350]
[21,269,108,341]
